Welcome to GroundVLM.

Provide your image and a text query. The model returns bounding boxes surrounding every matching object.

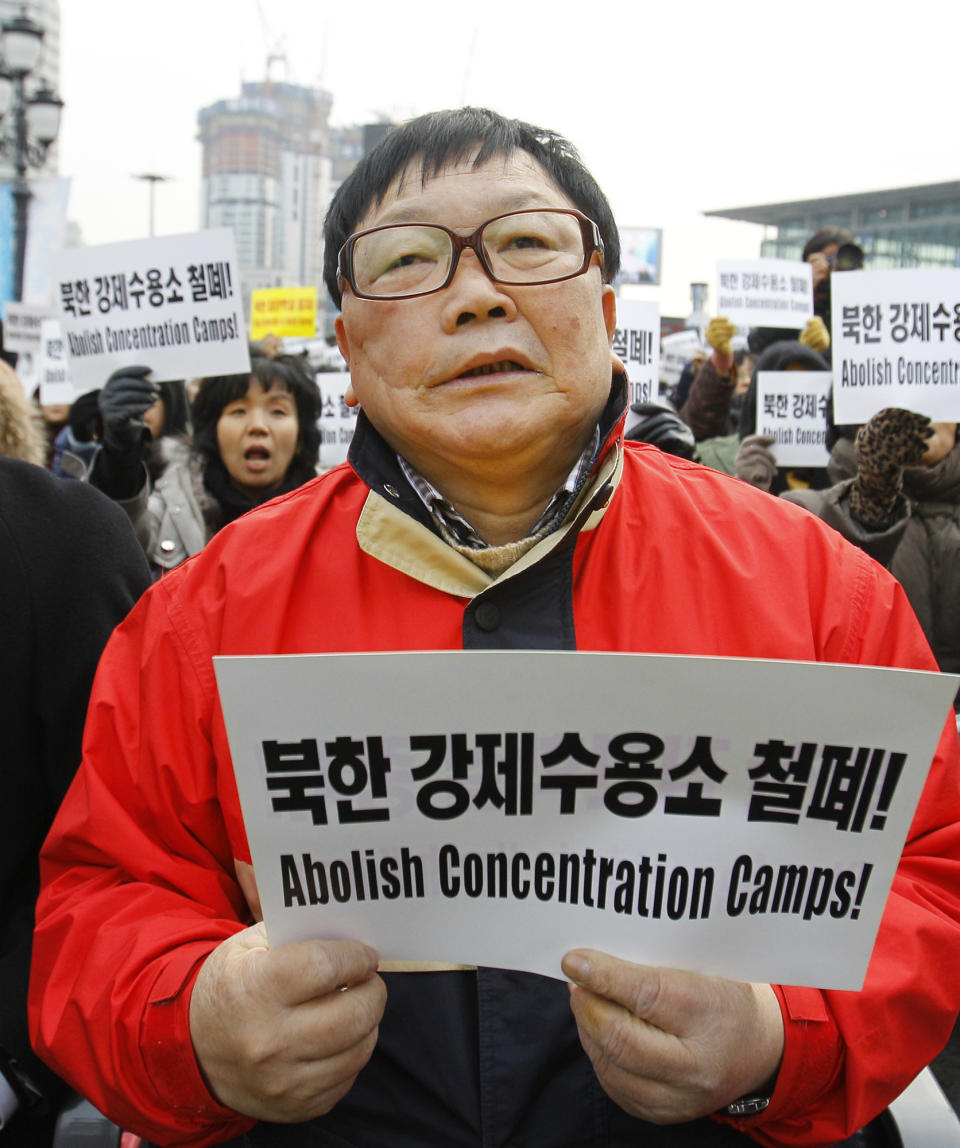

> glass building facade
[705,183,960,271]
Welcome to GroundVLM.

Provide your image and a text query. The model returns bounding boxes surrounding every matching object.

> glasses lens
[351,225,451,297]
[482,211,586,283]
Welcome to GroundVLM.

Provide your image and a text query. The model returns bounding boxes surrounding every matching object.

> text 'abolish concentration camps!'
[280,846,874,924]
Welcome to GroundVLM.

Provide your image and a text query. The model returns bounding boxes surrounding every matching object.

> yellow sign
[249,287,317,340]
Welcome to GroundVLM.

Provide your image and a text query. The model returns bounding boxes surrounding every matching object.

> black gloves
[97,366,159,454]
[90,366,159,500]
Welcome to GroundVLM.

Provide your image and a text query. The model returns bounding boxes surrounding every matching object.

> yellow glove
[799,316,830,354]
[705,317,736,356]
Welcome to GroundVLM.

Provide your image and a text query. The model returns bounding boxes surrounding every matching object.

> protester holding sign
[83,368,190,497]
[100,353,322,573]
[30,108,960,1148]
[803,227,863,337]
[733,339,833,494]
[783,409,960,699]
[680,317,830,447]
[679,316,751,440]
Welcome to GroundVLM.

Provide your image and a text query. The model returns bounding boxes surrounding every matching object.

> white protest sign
[51,229,250,394]
[15,350,39,396]
[614,300,660,434]
[659,329,702,387]
[316,369,359,468]
[756,371,833,468]
[214,650,957,990]
[2,302,53,355]
[716,259,813,330]
[832,269,960,423]
[38,319,74,405]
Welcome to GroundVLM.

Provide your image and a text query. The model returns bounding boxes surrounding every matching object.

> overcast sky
[58,0,958,317]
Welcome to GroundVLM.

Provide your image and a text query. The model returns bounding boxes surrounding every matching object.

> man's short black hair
[323,106,620,308]
[191,354,322,481]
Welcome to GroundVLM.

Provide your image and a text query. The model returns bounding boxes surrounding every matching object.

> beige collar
[356,440,623,598]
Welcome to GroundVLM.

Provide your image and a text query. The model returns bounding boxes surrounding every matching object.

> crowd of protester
[1,117,957,1145]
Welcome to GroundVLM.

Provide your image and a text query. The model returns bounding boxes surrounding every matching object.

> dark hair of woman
[191,354,322,493]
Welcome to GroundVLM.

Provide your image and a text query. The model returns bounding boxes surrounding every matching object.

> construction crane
[253,0,289,88]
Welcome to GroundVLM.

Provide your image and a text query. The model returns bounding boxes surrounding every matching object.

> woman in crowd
[120,353,321,573]
[0,360,46,466]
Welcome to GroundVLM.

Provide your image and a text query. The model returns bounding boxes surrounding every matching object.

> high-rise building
[198,80,396,333]
[197,80,334,319]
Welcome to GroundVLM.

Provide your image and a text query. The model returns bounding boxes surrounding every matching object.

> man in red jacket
[30,108,960,1148]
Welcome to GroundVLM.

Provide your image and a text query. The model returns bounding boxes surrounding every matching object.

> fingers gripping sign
[561,949,784,1125]
[189,924,386,1124]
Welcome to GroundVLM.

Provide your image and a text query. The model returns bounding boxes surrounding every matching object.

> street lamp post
[0,11,63,302]
[133,172,170,237]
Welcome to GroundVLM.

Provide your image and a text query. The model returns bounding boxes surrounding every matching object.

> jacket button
[159,539,176,554]
[474,601,501,631]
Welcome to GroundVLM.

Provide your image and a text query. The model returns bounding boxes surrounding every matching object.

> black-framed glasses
[337,208,604,301]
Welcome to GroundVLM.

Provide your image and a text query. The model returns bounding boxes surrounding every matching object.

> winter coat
[0,458,150,1146]
[29,381,960,1148]
[784,438,960,686]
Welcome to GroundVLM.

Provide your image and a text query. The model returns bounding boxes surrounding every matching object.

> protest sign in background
[614,300,660,433]
[659,329,702,388]
[2,302,53,355]
[52,228,250,393]
[832,268,960,424]
[756,371,833,468]
[314,369,359,468]
[250,286,317,340]
[38,319,73,406]
[715,259,813,330]
[215,650,957,990]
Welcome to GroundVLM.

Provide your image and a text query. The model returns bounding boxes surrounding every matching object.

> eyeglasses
[337,208,604,301]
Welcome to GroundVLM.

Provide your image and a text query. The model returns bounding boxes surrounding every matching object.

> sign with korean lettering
[2,302,53,354]
[659,329,702,388]
[315,369,360,468]
[215,651,957,990]
[51,228,250,394]
[832,269,960,423]
[250,286,318,340]
[756,371,833,468]
[614,300,659,421]
[38,319,74,405]
[716,259,813,330]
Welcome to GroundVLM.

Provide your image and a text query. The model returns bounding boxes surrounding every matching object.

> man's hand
[562,949,783,1124]
[98,366,159,452]
[189,925,386,1124]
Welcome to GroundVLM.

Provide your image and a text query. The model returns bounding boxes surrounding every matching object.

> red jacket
[30,404,960,1148]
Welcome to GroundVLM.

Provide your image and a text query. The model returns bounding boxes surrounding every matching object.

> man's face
[335,151,617,494]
